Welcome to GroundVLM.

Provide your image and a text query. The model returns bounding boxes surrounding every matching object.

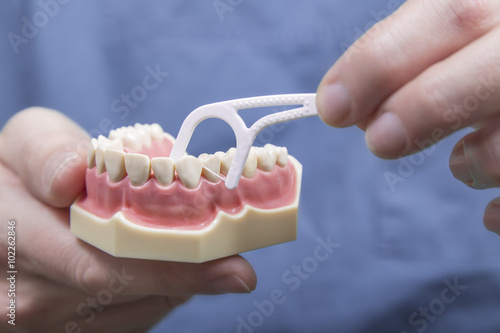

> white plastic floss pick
[169,93,318,189]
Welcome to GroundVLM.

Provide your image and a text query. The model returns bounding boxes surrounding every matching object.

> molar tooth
[87,138,98,168]
[104,149,126,182]
[256,147,276,171]
[242,150,257,178]
[276,147,288,167]
[214,151,225,158]
[121,130,142,151]
[220,150,235,176]
[199,153,221,182]
[124,153,151,186]
[107,138,123,150]
[97,135,110,145]
[150,123,164,141]
[151,157,175,186]
[134,123,152,147]
[108,129,118,140]
[175,156,202,188]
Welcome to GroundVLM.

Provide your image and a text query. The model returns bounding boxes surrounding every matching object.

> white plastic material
[169,93,317,189]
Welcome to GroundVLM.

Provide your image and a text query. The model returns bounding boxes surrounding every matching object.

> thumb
[0,107,90,207]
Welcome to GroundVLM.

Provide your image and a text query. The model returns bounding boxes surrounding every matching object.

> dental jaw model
[71,94,316,263]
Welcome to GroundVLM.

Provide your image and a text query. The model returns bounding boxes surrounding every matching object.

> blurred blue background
[1,1,500,332]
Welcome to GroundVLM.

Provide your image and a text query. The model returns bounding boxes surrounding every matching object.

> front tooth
[220,150,235,176]
[87,138,98,168]
[276,147,288,167]
[134,123,152,147]
[175,156,202,188]
[256,147,276,171]
[199,154,221,182]
[242,150,257,178]
[125,153,151,186]
[151,157,175,186]
[150,123,164,141]
[95,145,106,174]
[104,149,126,182]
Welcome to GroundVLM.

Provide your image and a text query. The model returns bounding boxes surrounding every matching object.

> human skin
[0,108,256,333]
[316,0,500,234]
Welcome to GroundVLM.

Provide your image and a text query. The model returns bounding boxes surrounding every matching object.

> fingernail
[317,83,351,126]
[43,151,79,192]
[449,140,473,185]
[210,275,252,294]
[365,112,407,157]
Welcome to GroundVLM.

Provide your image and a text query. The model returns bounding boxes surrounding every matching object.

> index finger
[316,0,499,128]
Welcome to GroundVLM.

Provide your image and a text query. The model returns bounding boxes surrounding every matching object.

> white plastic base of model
[70,157,302,263]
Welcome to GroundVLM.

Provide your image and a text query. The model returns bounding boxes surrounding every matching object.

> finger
[484,197,500,235]
[0,107,90,207]
[365,25,500,158]
[449,118,500,189]
[317,0,500,128]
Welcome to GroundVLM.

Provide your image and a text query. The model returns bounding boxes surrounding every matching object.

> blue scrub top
[1,1,500,332]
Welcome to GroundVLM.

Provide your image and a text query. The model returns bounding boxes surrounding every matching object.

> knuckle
[419,75,451,121]
[72,253,110,293]
[447,0,493,31]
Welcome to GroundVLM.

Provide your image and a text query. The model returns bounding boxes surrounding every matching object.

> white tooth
[214,151,225,158]
[124,153,151,186]
[108,129,118,140]
[242,150,257,178]
[276,147,288,167]
[220,150,235,176]
[104,149,126,182]
[175,156,202,188]
[256,147,276,171]
[87,138,98,168]
[199,154,221,182]
[151,157,175,186]
[107,138,123,150]
[150,123,164,141]
[134,123,152,147]
[97,135,109,145]
[121,130,142,151]
[95,145,106,174]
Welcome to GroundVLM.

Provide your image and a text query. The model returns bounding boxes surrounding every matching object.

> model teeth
[175,156,202,189]
[276,147,288,167]
[134,123,152,147]
[87,124,289,188]
[220,149,235,176]
[256,147,276,171]
[125,153,151,186]
[199,153,221,183]
[104,149,126,182]
[151,157,175,186]
[87,138,98,168]
[242,150,257,178]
